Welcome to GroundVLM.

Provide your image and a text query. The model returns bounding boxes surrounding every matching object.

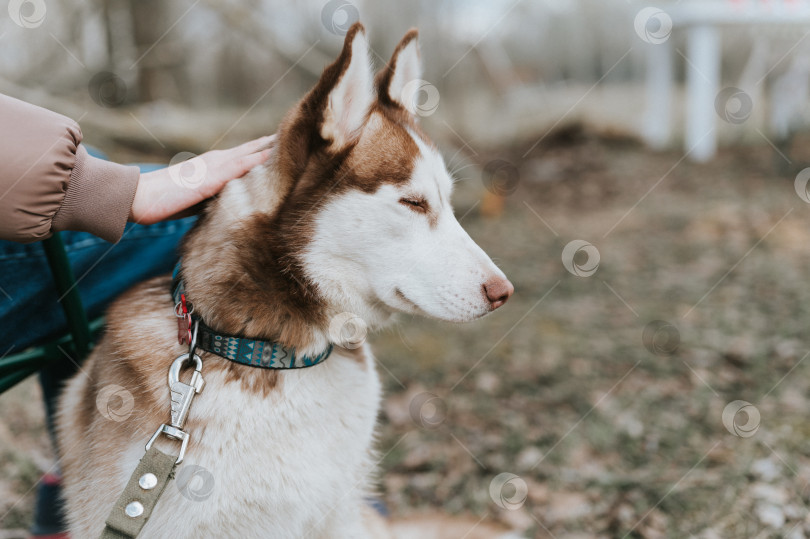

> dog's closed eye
[399,197,429,213]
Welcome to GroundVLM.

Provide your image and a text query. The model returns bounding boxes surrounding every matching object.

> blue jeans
[0,219,195,351]
[0,158,195,534]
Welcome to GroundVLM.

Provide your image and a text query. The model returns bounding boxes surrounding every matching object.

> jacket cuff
[51,145,140,243]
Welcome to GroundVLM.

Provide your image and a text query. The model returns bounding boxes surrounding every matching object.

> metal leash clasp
[146,321,204,464]
[167,351,204,430]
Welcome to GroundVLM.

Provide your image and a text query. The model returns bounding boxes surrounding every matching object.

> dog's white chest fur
[136,348,381,539]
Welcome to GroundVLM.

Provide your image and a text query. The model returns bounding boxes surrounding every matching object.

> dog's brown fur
[57,23,517,538]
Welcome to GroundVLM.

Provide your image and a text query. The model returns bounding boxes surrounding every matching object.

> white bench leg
[643,39,674,150]
[686,24,721,162]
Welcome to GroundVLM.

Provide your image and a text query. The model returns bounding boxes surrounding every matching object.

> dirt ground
[5,128,810,538]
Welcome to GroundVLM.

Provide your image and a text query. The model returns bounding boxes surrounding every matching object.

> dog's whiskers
[450,162,478,177]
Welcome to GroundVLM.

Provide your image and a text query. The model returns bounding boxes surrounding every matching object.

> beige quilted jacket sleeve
[0,93,140,243]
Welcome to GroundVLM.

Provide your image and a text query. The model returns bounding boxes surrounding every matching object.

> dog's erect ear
[318,23,375,150]
[377,29,422,114]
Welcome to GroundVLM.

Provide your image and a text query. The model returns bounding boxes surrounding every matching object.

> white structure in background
[642,0,810,162]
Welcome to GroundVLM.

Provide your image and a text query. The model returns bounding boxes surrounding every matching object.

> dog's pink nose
[483,276,514,310]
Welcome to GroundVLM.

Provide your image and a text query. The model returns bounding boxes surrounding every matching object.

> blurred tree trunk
[127,0,168,102]
[101,0,115,69]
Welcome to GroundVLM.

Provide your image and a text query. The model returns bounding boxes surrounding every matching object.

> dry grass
[375,129,810,538]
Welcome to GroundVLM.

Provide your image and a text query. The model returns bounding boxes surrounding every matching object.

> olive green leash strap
[100,446,178,539]
[99,315,205,538]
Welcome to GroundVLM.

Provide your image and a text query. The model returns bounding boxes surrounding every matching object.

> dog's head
[264,23,512,328]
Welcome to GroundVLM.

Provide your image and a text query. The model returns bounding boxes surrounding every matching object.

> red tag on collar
[177,293,192,345]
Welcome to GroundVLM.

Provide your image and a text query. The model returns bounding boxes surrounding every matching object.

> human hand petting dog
[129,134,276,224]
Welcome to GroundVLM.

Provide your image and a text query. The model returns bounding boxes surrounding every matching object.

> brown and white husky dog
[57,23,514,538]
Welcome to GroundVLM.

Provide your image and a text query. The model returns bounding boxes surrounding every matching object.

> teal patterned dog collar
[171,262,332,369]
